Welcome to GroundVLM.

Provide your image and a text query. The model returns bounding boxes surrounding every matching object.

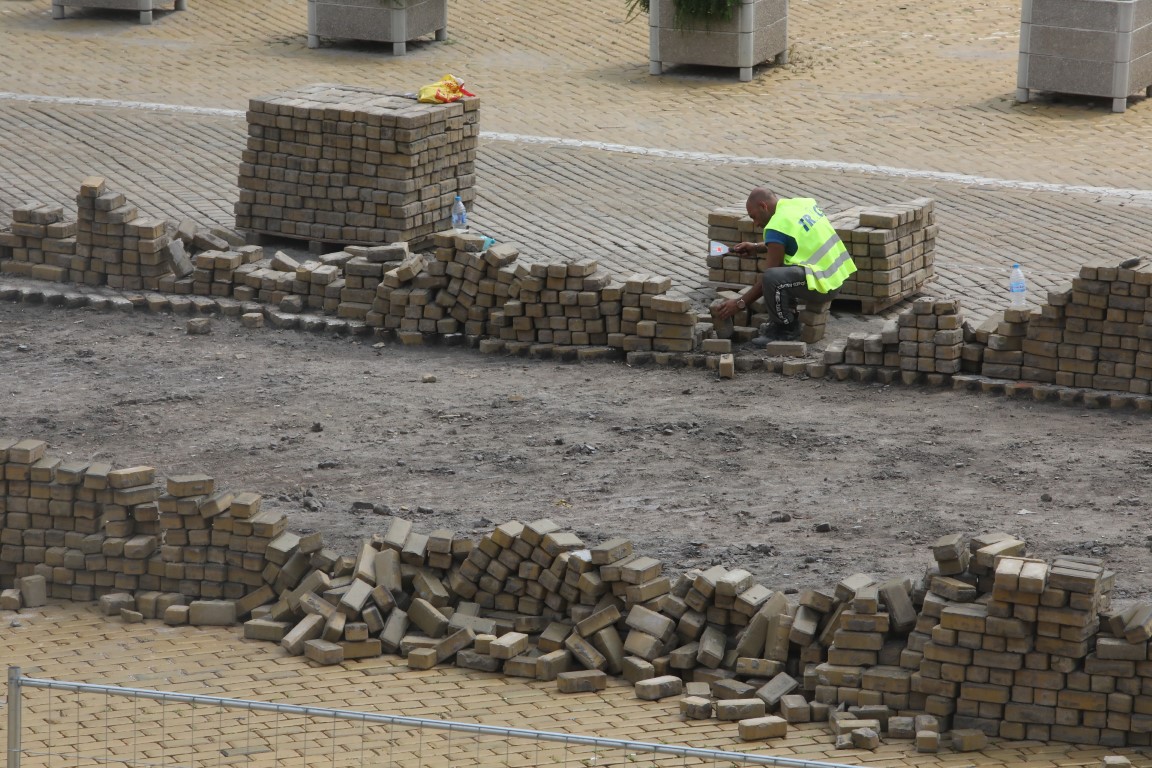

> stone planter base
[307,0,448,55]
[52,0,186,25]
[1016,0,1152,112]
[649,0,788,82]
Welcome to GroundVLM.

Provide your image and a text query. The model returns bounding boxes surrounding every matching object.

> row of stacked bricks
[705,198,937,313]
[370,233,498,337]
[0,437,288,608]
[0,201,74,282]
[159,474,284,601]
[822,297,970,386]
[0,438,162,601]
[975,260,1152,394]
[234,84,478,246]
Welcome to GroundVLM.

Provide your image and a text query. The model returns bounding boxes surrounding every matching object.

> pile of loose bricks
[6,435,1152,752]
[233,84,479,247]
[366,231,699,353]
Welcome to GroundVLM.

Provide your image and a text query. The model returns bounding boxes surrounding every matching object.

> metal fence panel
[6,667,860,768]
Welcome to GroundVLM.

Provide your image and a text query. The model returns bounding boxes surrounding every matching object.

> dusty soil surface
[3,301,1151,605]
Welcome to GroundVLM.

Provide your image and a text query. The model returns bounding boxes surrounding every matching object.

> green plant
[625,0,742,27]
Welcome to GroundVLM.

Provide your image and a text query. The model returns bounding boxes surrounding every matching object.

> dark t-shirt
[764,228,798,257]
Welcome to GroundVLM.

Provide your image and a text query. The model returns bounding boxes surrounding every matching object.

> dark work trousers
[761,265,835,326]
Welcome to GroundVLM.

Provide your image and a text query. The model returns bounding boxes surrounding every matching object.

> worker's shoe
[751,320,801,347]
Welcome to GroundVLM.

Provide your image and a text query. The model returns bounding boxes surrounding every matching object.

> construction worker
[713,187,856,343]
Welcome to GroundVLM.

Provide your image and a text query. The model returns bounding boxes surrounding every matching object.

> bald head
[745,187,779,228]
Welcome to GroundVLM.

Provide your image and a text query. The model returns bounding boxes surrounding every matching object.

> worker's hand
[713,299,742,321]
[731,242,759,256]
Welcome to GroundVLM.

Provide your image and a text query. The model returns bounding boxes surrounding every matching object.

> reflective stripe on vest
[764,198,856,293]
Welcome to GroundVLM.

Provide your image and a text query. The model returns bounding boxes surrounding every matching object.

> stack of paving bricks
[234,83,478,248]
[232,252,299,304]
[822,296,973,387]
[706,208,761,288]
[831,199,937,312]
[14,433,1152,748]
[75,177,173,290]
[976,307,1032,382]
[898,298,965,379]
[0,202,74,282]
[337,245,405,321]
[158,475,281,600]
[188,247,264,298]
[705,198,937,315]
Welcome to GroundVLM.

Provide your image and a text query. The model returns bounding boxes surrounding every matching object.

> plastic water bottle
[451,196,468,229]
[1009,263,1027,309]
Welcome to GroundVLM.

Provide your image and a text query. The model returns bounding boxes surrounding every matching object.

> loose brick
[635,675,683,701]
[680,696,713,720]
[950,728,988,751]
[739,716,788,741]
[716,699,766,721]
[556,670,607,693]
[490,631,531,660]
[851,728,880,750]
[304,639,345,666]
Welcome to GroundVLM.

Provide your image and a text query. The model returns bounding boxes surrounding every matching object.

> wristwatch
[736,299,746,310]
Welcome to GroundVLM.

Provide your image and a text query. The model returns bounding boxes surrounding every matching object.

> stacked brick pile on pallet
[831,200,937,313]
[235,84,479,248]
[0,202,75,283]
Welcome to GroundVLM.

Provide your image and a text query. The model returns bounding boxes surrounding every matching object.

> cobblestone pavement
[3,0,1152,188]
[3,603,1150,768]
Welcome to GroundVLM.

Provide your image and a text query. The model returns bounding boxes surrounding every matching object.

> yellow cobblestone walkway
[1,604,1150,768]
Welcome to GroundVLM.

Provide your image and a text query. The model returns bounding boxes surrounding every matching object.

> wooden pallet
[243,229,402,256]
[833,286,934,316]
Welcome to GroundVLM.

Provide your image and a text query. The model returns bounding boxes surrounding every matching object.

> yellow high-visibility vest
[764,198,856,293]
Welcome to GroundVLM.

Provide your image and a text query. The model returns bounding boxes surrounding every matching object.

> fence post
[7,666,21,768]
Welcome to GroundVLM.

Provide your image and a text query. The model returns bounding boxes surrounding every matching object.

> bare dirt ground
[3,300,1151,605]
